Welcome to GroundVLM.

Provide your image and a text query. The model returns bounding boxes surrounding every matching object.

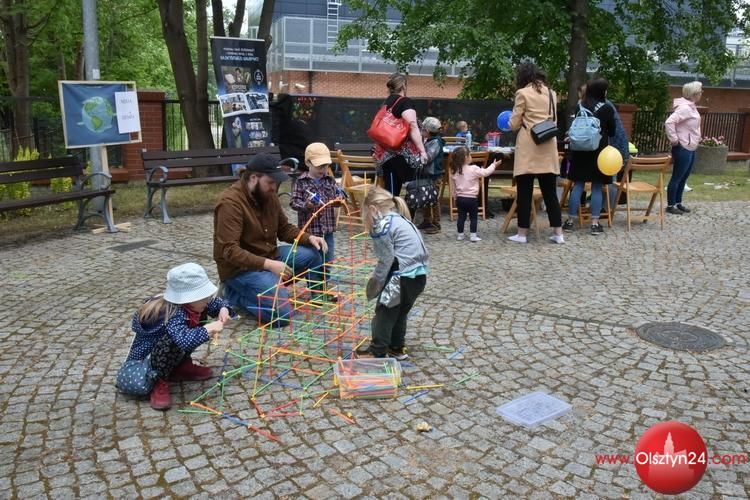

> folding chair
[613,155,671,230]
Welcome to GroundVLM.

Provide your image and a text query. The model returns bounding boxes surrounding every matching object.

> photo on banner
[211,37,271,151]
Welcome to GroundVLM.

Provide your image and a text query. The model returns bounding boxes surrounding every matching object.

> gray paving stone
[1,203,748,497]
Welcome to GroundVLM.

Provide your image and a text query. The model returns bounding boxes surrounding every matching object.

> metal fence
[162,99,224,151]
[2,95,748,161]
[632,110,745,154]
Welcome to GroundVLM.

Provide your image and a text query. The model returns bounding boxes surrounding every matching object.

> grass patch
[633,164,750,202]
[0,182,229,245]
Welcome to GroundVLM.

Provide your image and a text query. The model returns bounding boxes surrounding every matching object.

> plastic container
[333,358,402,399]
[495,391,572,428]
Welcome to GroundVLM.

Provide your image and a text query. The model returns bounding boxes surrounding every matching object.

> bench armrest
[279,157,301,178]
[145,165,169,183]
[79,171,113,189]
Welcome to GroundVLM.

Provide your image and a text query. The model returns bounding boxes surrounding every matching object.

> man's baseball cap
[305,142,332,167]
[245,153,289,184]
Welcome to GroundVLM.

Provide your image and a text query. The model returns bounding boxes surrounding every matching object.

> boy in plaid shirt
[290,143,344,297]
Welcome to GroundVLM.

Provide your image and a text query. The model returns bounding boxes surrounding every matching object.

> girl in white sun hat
[116,263,233,411]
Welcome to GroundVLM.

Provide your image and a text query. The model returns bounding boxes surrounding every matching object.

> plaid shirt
[290,172,339,236]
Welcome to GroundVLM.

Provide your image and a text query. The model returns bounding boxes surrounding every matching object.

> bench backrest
[0,156,85,185]
[141,146,281,171]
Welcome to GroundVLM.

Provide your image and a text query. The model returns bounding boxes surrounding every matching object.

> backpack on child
[568,102,604,151]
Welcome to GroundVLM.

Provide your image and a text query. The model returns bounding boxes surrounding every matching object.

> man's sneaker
[417,221,432,230]
[355,344,372,356]
[507,234,527,243]
[150,379,172,411]
[684,184,693,192]
[562,219,575,231]
[387,347,409,360]
[169,359,213,381]
[457,233,465,241]
[676,204,691,213]
[666,206,683,215]
[470,234,482,242]
[590,224,604,235]
[424,224,441,235]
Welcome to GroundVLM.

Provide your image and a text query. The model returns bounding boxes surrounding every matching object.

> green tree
[339,0,749,115]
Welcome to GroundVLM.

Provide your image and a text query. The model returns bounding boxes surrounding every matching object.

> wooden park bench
[0,155,117,233]
[141,146,298,223]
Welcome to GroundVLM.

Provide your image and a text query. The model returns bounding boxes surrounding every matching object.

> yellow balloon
[597,146,623,176]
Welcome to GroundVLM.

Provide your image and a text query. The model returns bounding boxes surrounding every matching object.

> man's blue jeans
[223,244,324,325]
[668,144,695,206]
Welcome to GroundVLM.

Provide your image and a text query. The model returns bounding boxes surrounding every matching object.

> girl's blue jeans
[567,181,603,220]
[668,144,695,206]
[223,244,325,325]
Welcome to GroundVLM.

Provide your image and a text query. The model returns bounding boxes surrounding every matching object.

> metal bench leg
[144,185,157,218]
[159,187,172,224]
[75,199,89,230]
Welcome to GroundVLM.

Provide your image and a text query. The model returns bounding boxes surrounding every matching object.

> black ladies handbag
[529,88,558,145]
[405,170,438,209]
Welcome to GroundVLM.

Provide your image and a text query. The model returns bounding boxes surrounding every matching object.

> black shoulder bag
[529,88,558,145]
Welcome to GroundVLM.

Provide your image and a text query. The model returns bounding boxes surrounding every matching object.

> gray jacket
[365,212,429,300]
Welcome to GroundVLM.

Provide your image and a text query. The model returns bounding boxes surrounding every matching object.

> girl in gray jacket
[356,187,429,360]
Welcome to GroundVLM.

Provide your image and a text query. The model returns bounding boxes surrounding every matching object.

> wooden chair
[613,155,671,230]
[498,185,543,237]
[447,150,489,221]
[443,136,466,145]
[335,151,379,228]
[559,179,613,228]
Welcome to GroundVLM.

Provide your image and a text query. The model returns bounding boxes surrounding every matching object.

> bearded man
[213,154,328,325]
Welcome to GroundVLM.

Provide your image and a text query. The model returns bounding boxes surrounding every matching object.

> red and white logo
[634,421,708,494]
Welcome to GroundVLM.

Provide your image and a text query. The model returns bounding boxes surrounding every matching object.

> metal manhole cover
[636,322,725,351]
[110,240,159,253]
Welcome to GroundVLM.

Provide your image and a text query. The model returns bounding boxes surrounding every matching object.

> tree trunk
[1,0,35,154]
[211,0,225,37]
[228,0,246,37]
[566,0,589,125]
[258,0,275,49]
[157,0,214,150]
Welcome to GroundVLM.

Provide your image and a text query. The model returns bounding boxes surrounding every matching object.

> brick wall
[668,85,750,113]
[269,70,463,98]
[121,90,165,181]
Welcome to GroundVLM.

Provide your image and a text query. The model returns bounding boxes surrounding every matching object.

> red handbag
[367,96,409,150]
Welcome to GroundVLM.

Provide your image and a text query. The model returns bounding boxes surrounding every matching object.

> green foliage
[0,147,39,218]
[338,0,744,111]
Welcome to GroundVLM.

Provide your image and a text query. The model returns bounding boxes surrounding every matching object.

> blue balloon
[497,110,512,131]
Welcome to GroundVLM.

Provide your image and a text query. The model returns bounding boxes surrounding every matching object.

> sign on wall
[58,81,142,148]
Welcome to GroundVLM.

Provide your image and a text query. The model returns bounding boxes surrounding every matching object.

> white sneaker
[507,234,527,243]
[470,234,481,242]
[457,233,465,241]
[684,184,693,192]
[549,234,565,244]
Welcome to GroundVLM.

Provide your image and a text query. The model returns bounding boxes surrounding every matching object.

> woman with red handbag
[371,73,429,196]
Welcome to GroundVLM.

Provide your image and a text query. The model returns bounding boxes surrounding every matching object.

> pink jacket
[665,97,701,151]
[451,163,496,197]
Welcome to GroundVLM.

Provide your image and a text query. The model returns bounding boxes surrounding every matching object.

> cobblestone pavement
[1,200,749,499]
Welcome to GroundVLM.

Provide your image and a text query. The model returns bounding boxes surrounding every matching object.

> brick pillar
[615,103,638,138]
[121,90,166,181]
[737,107,750,153]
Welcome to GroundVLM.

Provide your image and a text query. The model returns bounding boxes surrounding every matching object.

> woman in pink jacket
[664,81,702,214]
